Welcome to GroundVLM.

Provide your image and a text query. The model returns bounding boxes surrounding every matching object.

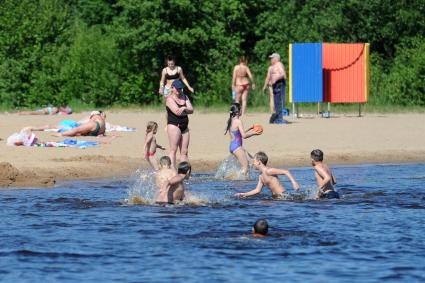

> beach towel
[42,139,99,149]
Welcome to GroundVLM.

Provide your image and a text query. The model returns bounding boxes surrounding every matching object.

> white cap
[269,52,280,60]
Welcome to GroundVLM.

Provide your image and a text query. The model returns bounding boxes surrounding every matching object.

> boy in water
[252,219,269,237]
[235,151,299,199]
[155,156,177,188]
[157,161,191,204]
[310,149,339,199]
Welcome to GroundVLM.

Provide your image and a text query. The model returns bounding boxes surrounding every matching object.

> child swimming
[252,219,269,237]
[235,151,299,199]
[155,156,177,188]
[157,161,191,204]
[144,121,165,170]
[310,149,339,199]
[225,102,260,177]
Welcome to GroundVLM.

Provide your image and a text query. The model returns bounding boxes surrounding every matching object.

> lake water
[1,163,424,283]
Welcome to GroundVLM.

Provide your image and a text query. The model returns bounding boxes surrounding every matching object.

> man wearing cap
[263,53,287,124]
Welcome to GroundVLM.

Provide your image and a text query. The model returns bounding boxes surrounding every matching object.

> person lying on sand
[311,149,339,199]
[6,127,41,146]
[155,156,177,188]
[53,111,106,137]
[16,105,72,115]
[235,151,299,199]
[157,161,191,204]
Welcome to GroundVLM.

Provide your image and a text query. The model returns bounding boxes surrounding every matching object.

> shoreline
[2,151,425,188]
[1,111,424,188]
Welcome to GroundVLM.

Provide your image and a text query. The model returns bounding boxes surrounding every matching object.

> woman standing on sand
[232,56,255,116]
[166,79,194,169]
[159,56,194,97]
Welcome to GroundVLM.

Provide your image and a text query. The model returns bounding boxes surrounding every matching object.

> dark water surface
[1,163,425,283]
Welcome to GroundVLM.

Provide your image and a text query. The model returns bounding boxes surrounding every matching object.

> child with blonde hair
[144,121,165,170]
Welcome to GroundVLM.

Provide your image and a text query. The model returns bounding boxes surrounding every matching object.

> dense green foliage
[0,0,424,108]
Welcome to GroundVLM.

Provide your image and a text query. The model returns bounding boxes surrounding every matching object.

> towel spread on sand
[41,139,99,149]
[43,122,136,133]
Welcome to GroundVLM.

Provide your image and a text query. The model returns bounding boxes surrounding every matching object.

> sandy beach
[0,110,424,187]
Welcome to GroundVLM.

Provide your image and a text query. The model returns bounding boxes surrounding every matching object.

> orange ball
[253,124,263,134]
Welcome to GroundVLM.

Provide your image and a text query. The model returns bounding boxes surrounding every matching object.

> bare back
[155,168,176,188]
[233,64,250,86]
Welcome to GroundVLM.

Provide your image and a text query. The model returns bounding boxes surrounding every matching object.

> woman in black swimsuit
[159,56,194,96]
[166,79,194,168]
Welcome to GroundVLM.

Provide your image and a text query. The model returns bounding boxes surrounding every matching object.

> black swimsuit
[166,96,189,133]
[165,67,180,81]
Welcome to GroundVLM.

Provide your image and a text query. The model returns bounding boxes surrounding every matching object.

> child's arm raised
[267,168,300,191]
[235,177,264,198]
[237,120,259,139]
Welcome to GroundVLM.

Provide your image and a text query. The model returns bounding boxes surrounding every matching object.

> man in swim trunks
[157,161,191,204]
[232,56,255,116]
[262,53,287,124]
[235,151,299,199]
[311,149,339,199]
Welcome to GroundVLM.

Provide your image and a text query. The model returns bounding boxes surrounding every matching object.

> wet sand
[1,111,424,187]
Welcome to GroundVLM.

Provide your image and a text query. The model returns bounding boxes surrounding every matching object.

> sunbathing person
[54,111,106,137]
[16,105,72,115]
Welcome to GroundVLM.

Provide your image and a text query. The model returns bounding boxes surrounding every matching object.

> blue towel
[62,139,99,148]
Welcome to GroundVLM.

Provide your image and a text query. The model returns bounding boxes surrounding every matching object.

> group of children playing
[143,102,339,204]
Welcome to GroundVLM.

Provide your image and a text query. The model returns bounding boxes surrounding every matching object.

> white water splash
[214,155,253,180]
[126,168,158,205]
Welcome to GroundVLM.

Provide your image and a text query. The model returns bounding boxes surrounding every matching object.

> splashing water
[126,168,158,205]
[214,154,253,180]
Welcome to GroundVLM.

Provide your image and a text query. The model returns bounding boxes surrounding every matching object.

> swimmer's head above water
[159,156,171,168]
[252,219,269,237]
[177,161,191,179]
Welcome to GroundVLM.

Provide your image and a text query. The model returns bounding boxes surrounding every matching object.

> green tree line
[0,0,424,108]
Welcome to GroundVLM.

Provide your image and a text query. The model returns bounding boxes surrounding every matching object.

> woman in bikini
[159,56,194,98]
[166,79,194,168]
[232,56,255,116]
[225,102,260,176]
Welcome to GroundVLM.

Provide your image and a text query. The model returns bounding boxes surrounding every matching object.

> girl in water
[225,103,260,176]
[159,56,194,97]
[232,56,255,116]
